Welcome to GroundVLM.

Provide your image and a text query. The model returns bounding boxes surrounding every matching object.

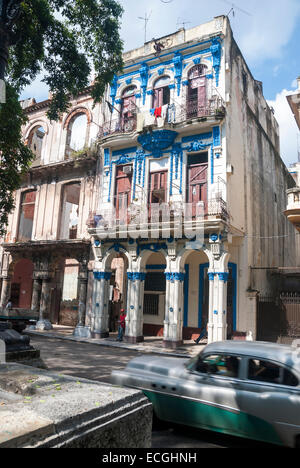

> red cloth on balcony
[154,106,162,118]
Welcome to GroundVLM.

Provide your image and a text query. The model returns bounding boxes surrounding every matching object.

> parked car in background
[112,341,300,447]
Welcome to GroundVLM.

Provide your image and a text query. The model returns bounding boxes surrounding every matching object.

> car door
[175,354,244,436]
[236,357,300,446]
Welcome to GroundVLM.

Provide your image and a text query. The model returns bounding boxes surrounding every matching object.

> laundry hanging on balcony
[144,105,168,128]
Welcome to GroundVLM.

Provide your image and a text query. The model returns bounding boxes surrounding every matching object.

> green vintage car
[112,341,300,447]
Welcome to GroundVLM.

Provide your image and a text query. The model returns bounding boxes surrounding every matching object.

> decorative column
[207,271,229,343]
[206,237,230,344]
[91,271,111,338]
[163,272,185,348]
[31,278,42,315]
[73,266,91,338]
[0,275,11,309]
[36,278,53,330]
[215,272,229,342]
[125,272,146,344]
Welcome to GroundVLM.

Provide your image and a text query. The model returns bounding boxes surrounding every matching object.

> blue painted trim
[165,272,185,282]
[104,148,110,167]
[170,152,174,196]
[93,271,112,281]
[112,147,137,157]
[229,262,237,332]
[211,146,214,185]
[213,126,221,147]
[182,132,212,143]
[127,272,146,282]
[199,263,208,328]
[184,264,189,328]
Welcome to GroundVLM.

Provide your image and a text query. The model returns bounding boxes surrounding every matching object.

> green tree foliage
[0,0,124,235]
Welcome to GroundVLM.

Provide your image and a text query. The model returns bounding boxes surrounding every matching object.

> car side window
[196,354,240,379]
[248,359,298,387]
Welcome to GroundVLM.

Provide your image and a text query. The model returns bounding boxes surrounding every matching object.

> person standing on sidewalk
[116,309,126,342]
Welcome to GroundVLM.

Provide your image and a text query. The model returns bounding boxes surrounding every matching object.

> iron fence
[257,293,300,343]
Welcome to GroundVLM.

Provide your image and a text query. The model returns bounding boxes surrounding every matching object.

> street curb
[23,330,199,358]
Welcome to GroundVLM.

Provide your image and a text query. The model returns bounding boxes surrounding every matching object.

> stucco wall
[225,31,297,300]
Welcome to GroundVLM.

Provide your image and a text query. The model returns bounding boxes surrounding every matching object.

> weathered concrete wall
[225,31,296,295]
[0,363,152,448]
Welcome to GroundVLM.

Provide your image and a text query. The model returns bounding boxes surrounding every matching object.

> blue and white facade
[88,16,296,347]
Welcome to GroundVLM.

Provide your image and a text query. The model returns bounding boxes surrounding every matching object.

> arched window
[187,64,208,118]
[27,126,46,166]
[153,76,170,108]
[65,113,88,159]
[121,86,137,132]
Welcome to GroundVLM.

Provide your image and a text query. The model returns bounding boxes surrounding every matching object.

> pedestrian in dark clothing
[194,324,208,344]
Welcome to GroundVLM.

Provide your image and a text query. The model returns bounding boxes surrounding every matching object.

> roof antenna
[138,11,152,44]
[177,17,191,30]
[227,7,235,17]
[217,0,252,17]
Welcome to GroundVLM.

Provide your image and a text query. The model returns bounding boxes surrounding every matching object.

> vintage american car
[111,341,300,447]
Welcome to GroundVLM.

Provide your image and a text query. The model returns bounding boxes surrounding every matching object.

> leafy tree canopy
[0,0,124,236]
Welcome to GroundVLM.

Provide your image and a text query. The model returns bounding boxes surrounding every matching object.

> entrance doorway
[143,253,167,337]
[187,153,208,216]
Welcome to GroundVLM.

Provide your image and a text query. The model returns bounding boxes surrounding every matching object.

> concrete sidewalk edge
[24,329,205,358]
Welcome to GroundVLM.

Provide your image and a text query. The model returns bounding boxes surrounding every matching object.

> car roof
[202,341,300,369]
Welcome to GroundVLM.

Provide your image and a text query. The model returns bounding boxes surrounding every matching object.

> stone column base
[92,331,109,339]
[124,336,144,344]
[36,320,53,331]
[163,340,183,349]
[73,326,92,339]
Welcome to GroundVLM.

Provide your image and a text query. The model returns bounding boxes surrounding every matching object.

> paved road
[29,336,277,449]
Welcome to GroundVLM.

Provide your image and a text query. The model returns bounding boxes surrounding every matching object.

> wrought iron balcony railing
[98,116,137,139]
[87,197,229,236]
[98,96,226,139]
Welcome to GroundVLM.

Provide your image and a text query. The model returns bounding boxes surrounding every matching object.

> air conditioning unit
[123,166,133,175]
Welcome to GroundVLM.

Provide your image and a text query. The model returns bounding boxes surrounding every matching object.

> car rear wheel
[295,435,300,448]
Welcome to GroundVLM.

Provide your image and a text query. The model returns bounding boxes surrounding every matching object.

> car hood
[123,355,190,378]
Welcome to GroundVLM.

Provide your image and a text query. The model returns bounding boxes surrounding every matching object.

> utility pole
[0,0,22,102]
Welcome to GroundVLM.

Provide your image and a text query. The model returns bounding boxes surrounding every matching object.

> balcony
[87,196,229,239]
[98,116,137,139]
[284,188,300,232]
[178,96,226,123]
[98,96,226,140]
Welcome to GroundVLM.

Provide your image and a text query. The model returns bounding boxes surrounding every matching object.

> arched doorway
[11,259,34,309]
[143,252,167,337]
[110,255,128,332]
[182,250,209,340]
[59,258,80,326]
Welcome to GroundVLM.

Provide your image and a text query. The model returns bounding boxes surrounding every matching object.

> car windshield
[185,352,203,370]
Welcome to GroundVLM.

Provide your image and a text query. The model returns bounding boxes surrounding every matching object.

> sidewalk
[24,325,207,358]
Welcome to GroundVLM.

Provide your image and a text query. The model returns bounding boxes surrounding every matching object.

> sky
[20,0,300,166]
